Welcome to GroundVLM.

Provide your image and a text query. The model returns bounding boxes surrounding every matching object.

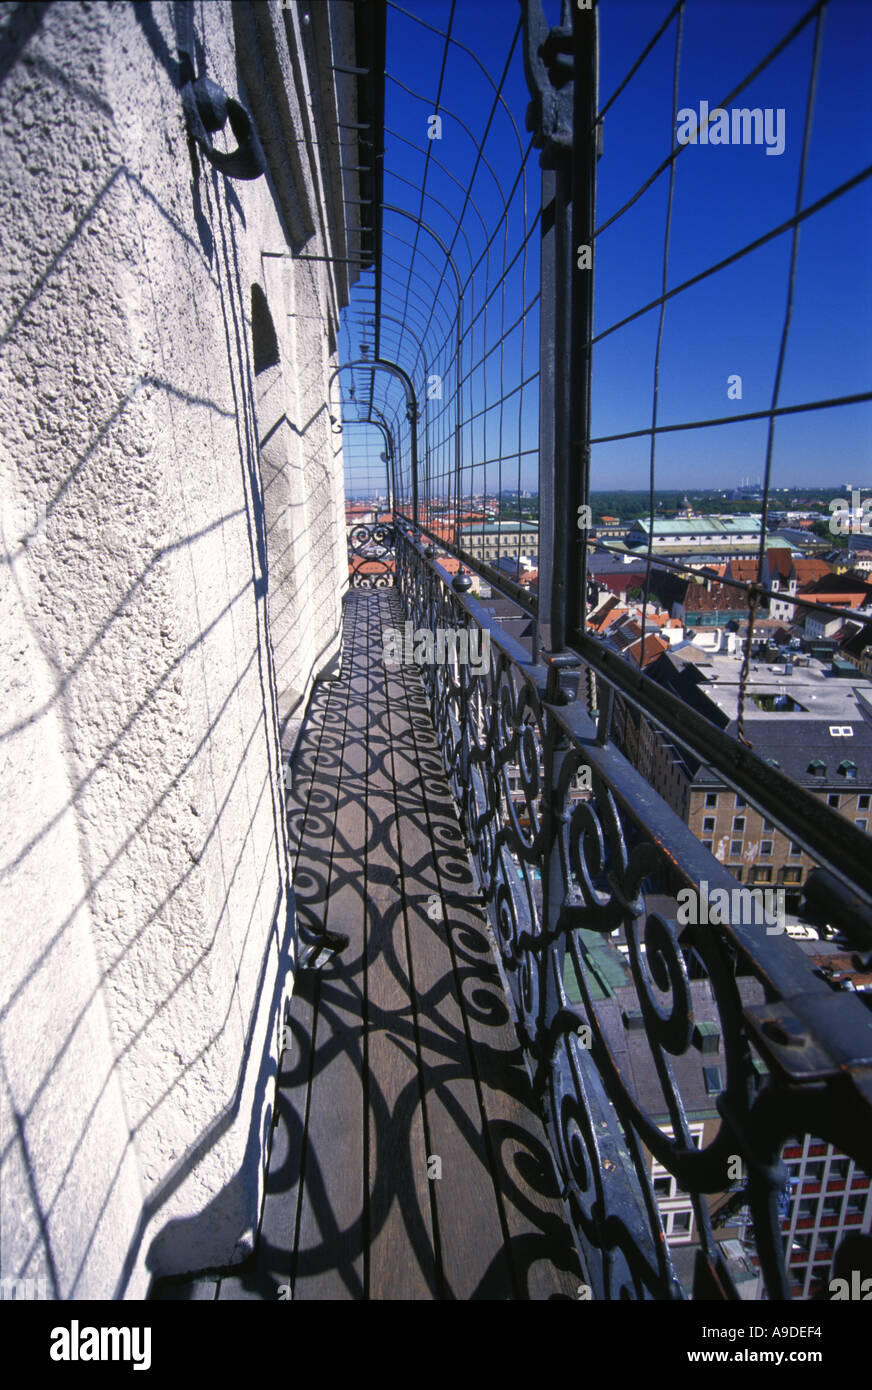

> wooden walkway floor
[172,589,580,1300]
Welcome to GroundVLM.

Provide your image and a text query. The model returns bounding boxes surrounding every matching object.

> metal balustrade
[392,524,872,1300]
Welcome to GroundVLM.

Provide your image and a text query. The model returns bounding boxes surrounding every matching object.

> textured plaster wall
[0,0,349,1297]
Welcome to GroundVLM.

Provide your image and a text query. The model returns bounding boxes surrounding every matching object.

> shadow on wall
[2,94,292,1305]
[0,0,359,1299]
[139,902,293,1292]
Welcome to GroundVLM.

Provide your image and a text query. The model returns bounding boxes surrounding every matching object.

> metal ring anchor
[181,70,266,181]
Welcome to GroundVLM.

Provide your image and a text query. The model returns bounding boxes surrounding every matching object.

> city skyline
[339,0,871,500]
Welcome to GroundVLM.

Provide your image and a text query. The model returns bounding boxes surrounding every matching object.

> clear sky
[340,0,872,502]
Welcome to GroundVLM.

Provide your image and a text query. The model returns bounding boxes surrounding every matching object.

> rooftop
[672,650,872,725]
[631,516,763,537]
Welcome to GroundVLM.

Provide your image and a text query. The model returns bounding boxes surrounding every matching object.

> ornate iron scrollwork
[347,522,396,588]
[395,528,872,1301]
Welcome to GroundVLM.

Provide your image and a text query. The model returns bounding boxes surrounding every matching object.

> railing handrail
[390,522,872,1300]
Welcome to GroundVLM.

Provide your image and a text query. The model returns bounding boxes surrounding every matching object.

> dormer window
[808,759,826,777]
[839,759,858,780]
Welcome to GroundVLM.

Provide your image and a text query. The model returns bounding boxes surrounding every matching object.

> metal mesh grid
[338,0,541,595]
[335,0,872,840]
[584,0,872,716]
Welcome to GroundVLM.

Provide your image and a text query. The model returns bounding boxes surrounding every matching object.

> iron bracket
[744,990,872,1084]
[543,651,583,704]
[520,0,574,168]
[179,53,266,181]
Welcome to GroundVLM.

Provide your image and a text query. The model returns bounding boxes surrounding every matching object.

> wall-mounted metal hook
[178,44,266,181]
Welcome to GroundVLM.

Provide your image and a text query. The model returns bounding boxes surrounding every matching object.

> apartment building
[611,647,872,906]
[730,1135,872,1300]
[727,552,833,623]
[459,521,539,566]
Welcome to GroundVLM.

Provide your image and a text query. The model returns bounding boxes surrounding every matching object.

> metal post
[548,155,574,653]
[409,395,419,530]
[536,163,562,654]
[523,0,597,654]
[569,2,598,645]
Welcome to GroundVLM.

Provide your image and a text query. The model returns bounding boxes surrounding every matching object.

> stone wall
[0,0,356,1298]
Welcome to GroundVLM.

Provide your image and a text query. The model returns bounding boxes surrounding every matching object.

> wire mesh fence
[334,0,872,916]
[585,0,872,691]
[331,0,872,1301]
[338,0,542,605]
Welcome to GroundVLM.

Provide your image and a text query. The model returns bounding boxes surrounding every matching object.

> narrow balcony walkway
[208,588,581,1299]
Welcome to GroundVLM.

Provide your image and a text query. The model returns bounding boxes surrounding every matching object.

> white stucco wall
[0,0,352,1298]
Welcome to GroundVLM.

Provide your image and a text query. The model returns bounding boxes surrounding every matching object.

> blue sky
[340,0,872,501]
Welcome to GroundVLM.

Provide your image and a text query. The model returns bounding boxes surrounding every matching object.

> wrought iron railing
[394,524,872,1301]
[347,520,396,587]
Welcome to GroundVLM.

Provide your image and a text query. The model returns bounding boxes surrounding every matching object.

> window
[733,816,745,832]
[857,819,868,833]
[704,1065,724,1095]
[808,759,826,777]
[735,795,747,810]
[782,867,802,884]
[658,1200,696,1242]
[702,839,713,852]
[730,866,743,882]
[763,818,775,831]
[828,794,841,809]
[859,795,870,811]
[730,840,742,856]
[760,840,773,856]
[839,760,858,780]
[703,816,715,832]
[751,866,772,883]
[705,792,718,808]
[790,842,802,857]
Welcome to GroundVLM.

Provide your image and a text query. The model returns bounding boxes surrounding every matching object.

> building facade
[0,0,364,1298]
[459,521,539,566]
